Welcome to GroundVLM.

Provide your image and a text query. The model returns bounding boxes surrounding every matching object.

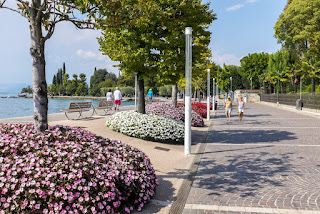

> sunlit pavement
[182,103,320,214]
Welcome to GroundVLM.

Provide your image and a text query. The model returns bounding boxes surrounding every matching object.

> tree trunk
[281,82,284,94]
[263,82,267,93]
[197,90,201,102]
[137,72,145,114]
[311,77,315,95]
[172,84,178,107]
[268,82,272,94]
[30,2,48,132]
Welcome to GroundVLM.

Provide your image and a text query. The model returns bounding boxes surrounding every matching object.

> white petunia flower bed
[106,111,184,144]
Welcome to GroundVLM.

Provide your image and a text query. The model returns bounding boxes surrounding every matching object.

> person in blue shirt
[147,89,153,100]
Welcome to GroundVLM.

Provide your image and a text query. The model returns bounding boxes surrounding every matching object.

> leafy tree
[240,52,269,90]
[118,73,135,87]
[301,54,320,94]
[105,72,118,84]
[0,0,138,131]
[98,0,215,112]
[155,0,215,106]
[21,85,33,94]
[98,79,115,88]
[0,0,102,131]
[275,0,320,58]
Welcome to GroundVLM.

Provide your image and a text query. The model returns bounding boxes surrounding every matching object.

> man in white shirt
[113,87,122,111]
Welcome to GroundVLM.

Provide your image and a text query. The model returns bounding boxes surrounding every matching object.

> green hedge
[101,87,135,97]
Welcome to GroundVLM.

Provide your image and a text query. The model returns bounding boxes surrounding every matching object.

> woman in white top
[237,96,245,121]
[106,89,114,101]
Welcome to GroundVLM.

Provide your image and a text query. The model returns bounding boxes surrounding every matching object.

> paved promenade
[182,103,320,214]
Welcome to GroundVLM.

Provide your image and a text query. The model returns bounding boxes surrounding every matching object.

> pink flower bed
[146,102,204,127]
[0,123,158,213]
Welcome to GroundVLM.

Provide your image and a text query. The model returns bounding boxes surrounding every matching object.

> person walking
[147,88,153,101]
[224,96,232,121]
[237,96,245,121]
[106,89,114,101]
[113,87,122,111]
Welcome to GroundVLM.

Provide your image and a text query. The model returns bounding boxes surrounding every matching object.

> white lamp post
[207,68,210,121]
[184,27,192,155]
[212,78,215,112]
[135,73,137,111]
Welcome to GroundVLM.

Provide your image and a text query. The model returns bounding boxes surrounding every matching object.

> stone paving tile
[183,103,320,213]
[183,210,263,214]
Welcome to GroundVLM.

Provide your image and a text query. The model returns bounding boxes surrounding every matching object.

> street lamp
[135,73,137,111]
[207,69,210,121]
[212,78,215,112]
[230,77,232,100]
[184,27,192,155]
[277,69,279,107]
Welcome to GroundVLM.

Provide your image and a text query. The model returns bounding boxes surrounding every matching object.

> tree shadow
[206,129,297,144]
[192,150,296,197]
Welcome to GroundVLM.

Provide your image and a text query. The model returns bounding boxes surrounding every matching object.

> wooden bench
[60,102,94,119]
[94,101,114,115]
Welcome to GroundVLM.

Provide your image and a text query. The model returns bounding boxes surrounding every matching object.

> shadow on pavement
[207,129,297,144]
[193,150,295,197]
[138,176,175,213]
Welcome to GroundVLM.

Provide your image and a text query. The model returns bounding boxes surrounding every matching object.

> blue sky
[0,0,286,93]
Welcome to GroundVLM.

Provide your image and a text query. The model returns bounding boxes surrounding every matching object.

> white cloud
[226,4,244,12]
[211,51,241,66]
[226,0,258,12]
[76,49,106,61]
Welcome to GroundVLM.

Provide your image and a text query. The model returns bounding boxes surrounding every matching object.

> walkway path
[182,103,320,214]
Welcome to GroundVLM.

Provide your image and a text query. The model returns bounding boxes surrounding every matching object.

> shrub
[158,85,172,97]
[106,111,184,144]
[146,102,204,127]
[0,123,158,213]
[100,87,135,97]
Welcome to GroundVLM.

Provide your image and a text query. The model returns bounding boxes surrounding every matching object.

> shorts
[238,108,244,113]
[115,100,121,105]
[225,108,231,114]
[148,96,152,100]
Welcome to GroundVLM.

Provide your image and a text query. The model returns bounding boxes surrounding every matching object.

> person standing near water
[224,96,232,121]
[106,89,114,102]
[237,96,245,121]
[114,87,122,111]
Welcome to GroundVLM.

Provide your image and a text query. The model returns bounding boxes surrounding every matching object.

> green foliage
[90,69,108,88]
[118,73,135,87]
[98,0,216,113]
[240,52,269,89]
[274,0,320,57]
[158,85,172,97]
[100,87,135,97]
[21,85,33,94]
[89,68,119,96]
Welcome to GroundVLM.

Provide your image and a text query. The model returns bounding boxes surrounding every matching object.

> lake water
[0,97,134,119]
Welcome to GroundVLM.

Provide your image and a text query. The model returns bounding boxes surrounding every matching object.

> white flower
[106,111,184,143]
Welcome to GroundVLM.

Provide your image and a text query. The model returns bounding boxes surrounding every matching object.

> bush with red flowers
[178,102,212,119]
